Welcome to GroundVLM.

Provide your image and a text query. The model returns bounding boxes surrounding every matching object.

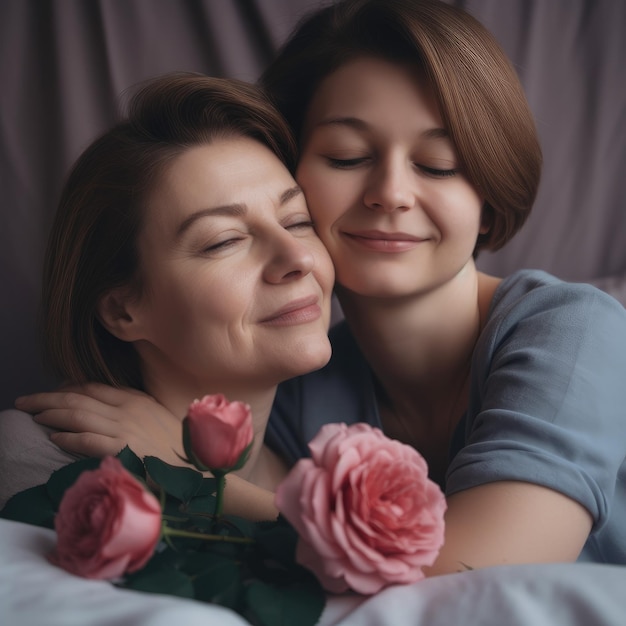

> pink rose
[49,456,162,580]
[275,423,447,595]
[185,394,254,472]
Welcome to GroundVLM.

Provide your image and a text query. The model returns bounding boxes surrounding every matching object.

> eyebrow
[280,184,303,205]
[175,184,303,239]
[315,116,450,140]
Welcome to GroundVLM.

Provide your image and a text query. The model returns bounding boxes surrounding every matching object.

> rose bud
[183,394,254,473]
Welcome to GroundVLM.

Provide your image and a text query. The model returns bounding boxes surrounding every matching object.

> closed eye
[203,237,244,253]
[419,165,458,178]
[286,220,315,231]
[326,157,369,169]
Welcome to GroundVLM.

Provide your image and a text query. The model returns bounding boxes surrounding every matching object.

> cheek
[141,269,192,312]
[465,192,485,233]
[296,161,343,227]
[460,180,484,216]
[314,244,336,293]
[435,185,483,232]
[144,267,247,331]
[190,272,253,323]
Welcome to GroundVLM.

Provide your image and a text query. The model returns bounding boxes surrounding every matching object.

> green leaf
[0,484,56,528]
[254,519,298,566]
[161,497,189,521]
[184,493,218,516]
[46,457,102,506]
[144,456,205,503]
[192,553,242,607]
[123,565,195,598]
[196,476,218,497]
[210,514,256,539]
[115,446,146,479]
[245,579,326,626]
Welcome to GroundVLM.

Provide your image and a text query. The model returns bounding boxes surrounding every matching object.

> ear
[479,203,492,235]
[97,287,146,342]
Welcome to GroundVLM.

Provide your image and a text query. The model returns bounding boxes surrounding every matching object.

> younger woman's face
[124,137,334,399]
[296,56,485,299]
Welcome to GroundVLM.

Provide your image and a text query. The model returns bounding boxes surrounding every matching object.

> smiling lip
[260,295,322,326]
[344,230,426,252]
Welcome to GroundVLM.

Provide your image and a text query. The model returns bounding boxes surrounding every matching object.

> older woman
[0,73,334,518]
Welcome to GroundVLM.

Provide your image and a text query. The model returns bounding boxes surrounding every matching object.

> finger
[33,408,118,437]
[49,430,126,458]
[15,384,150,413]
[15,390,115,416]
[58,382,151,407]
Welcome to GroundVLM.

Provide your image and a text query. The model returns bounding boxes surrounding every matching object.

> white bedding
[2,518,626,626]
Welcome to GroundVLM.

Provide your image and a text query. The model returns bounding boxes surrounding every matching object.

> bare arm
[424,480,593,576]
[14,387,594,553]
[15,384,279,521]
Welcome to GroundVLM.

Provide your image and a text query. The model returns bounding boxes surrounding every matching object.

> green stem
[214,472,226,519]
[162,525,253,544]
[161,513,189,523]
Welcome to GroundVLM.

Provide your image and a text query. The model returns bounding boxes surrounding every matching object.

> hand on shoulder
[15,383,184,466]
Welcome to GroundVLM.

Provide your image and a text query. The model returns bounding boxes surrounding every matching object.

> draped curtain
[1,0,624,408]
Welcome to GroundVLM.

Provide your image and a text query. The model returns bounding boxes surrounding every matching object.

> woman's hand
[15,383,281,520]
[15,383,184,466]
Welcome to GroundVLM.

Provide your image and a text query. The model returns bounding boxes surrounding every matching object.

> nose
[263,228,316,284]
[363,156,415,213]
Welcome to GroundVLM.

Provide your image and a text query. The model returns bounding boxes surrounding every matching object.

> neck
[336,265,499,484]
[336,265,486,419]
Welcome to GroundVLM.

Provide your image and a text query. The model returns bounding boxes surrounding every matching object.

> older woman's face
[127,137,334,398]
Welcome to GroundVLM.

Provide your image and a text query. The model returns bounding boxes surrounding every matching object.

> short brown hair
[260,0,542,252]
[42,72,297,388]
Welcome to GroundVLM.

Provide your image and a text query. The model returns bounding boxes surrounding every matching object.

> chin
[337,266,435,299]
[338,279,410,299]
[288,337,332,376]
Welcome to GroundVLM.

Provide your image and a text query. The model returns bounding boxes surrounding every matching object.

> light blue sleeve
[446,273,626,561]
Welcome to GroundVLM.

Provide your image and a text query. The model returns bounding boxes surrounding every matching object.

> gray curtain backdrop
[1,0,625,410]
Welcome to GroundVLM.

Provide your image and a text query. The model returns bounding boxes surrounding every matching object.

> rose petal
[275,422,447,595]
[296,540,349,594]
[52,457,162,580]
[186,394,253,470]
[307,423,346,465]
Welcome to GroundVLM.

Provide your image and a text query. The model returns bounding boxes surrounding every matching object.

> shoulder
[482,269,626,361]
[0,409,79,510]
[0,408,49,454]
[490,269,626,324]
[478,269,626,395]
[452,271,626,531]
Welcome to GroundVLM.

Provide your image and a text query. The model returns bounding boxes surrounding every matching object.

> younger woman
[262,0,626,573]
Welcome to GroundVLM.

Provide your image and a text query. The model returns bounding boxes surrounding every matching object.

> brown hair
[42,72,297,388]
[260,0,542,252]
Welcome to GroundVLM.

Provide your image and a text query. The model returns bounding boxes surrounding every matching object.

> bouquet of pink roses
[1,394,446,625]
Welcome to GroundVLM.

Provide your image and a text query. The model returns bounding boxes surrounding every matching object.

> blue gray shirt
[266,270,626,564]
